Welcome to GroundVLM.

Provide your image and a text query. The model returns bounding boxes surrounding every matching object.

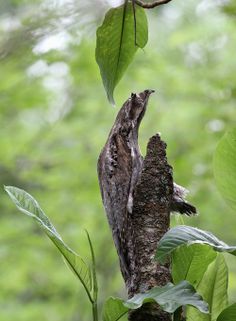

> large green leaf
[4,186,93,302]
[96,2,148,104]
[102,297,128,321]
[217,303,236,321]
[172,244,217,287]
[187,254,228,321]
[124,281,208,314]
[213,127,236,211]
[155,225,236,264]
[102,281,208,321]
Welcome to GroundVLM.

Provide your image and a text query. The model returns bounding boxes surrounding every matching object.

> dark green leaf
[187,254,228,321]
[213,127,236,211]
[102,297,128,321]
[96,2,148,104]
[124,281,208,314]
[172,244,217,287]
[4,186,93,302]
[156,225,236,264]
[217,303,236,321]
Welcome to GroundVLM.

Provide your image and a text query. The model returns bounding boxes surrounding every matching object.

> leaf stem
[92,301,98,321]
[86,230,99,321]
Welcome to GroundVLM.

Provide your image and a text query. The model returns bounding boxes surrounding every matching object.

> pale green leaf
[172,244,216,287]
[102,297,128,321]
[156,225,236,264]
[4,186,93,302]
[217,303,236,321]
[102,281,208,321]
[96,2,148,104]
[124,281,208,314]
[213,127,236,211]
[187,254,228,321]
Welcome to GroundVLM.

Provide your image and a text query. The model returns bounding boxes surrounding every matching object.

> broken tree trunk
[127,133,173,321]
[97,90,195,321]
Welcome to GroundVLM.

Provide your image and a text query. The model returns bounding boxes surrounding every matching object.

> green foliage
[102,281,209,321]
[172,244,216,287]
[5,186,99,320]
[159,228,236,320]
[124,281,208,314]
[186,254,228,321]
[213,127,236,211]
[102,297,128,321]
[217,304,236,321]
[5,186,210,321]
[86,230,99,320]
[96,2,148,104]
[4,186,93,302]
[156,225,236,264]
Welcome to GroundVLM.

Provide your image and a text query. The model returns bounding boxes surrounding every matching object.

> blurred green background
[0,0,235,320]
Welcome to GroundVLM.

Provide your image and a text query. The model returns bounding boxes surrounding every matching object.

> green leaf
[124,281,209,314]
[4,186,93,303]
[187,254,228,321]
[155,225,236,264]
[95,2,148,104]
[213,127,236,211]
[102,297,128,321]
[102,282,208,321]
[85,230,98,302]
[172,244,217,287]
[217,303,236,321]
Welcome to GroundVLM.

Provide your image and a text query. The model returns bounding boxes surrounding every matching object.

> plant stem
[86,231,99,321]
[92,301,98,321]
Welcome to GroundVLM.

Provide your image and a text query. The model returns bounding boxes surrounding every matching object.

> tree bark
[128,133,172,321]
[97,90,192,320]
[129,134,172,294]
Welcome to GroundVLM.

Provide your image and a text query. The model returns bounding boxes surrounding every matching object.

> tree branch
[134,0,173,9]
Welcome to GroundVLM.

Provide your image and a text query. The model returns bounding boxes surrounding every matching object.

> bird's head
[116,89,155,130]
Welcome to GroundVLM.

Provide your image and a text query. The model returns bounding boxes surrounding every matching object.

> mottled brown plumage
[97,90,154,282]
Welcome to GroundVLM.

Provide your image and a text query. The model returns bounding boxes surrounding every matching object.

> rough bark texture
[130,134,172,295]
[97,90,196,321]
[128,302,171,321]
[128,134,172,321]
